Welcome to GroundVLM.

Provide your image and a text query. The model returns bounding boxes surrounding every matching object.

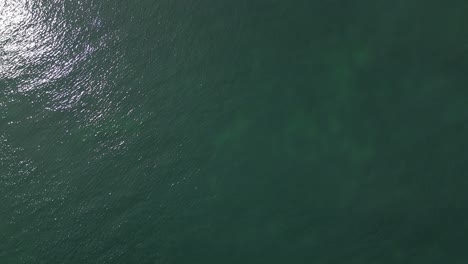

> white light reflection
[1,0,44,79]
[0,0,118,113]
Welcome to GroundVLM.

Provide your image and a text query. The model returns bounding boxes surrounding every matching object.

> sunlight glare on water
[0,0,36,79]
[0,0,119,111]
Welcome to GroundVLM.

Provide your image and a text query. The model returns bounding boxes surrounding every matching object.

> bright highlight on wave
[0,0,121,112]
[0,0,69,92]
[0,0,36,78]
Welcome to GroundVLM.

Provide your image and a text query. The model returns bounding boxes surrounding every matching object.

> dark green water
[2,0,468,263]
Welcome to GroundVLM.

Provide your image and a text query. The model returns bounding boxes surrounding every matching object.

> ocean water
[1,0,468,263]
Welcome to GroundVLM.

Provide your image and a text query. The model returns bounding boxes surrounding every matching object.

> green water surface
[1,0,468,263]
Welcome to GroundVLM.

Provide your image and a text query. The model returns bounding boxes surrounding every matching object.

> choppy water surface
[2,0,468,263]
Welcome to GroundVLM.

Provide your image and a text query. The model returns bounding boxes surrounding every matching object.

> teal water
[2,0,468,263]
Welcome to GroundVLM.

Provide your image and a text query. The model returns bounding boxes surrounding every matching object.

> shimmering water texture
[2,0,468,263]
